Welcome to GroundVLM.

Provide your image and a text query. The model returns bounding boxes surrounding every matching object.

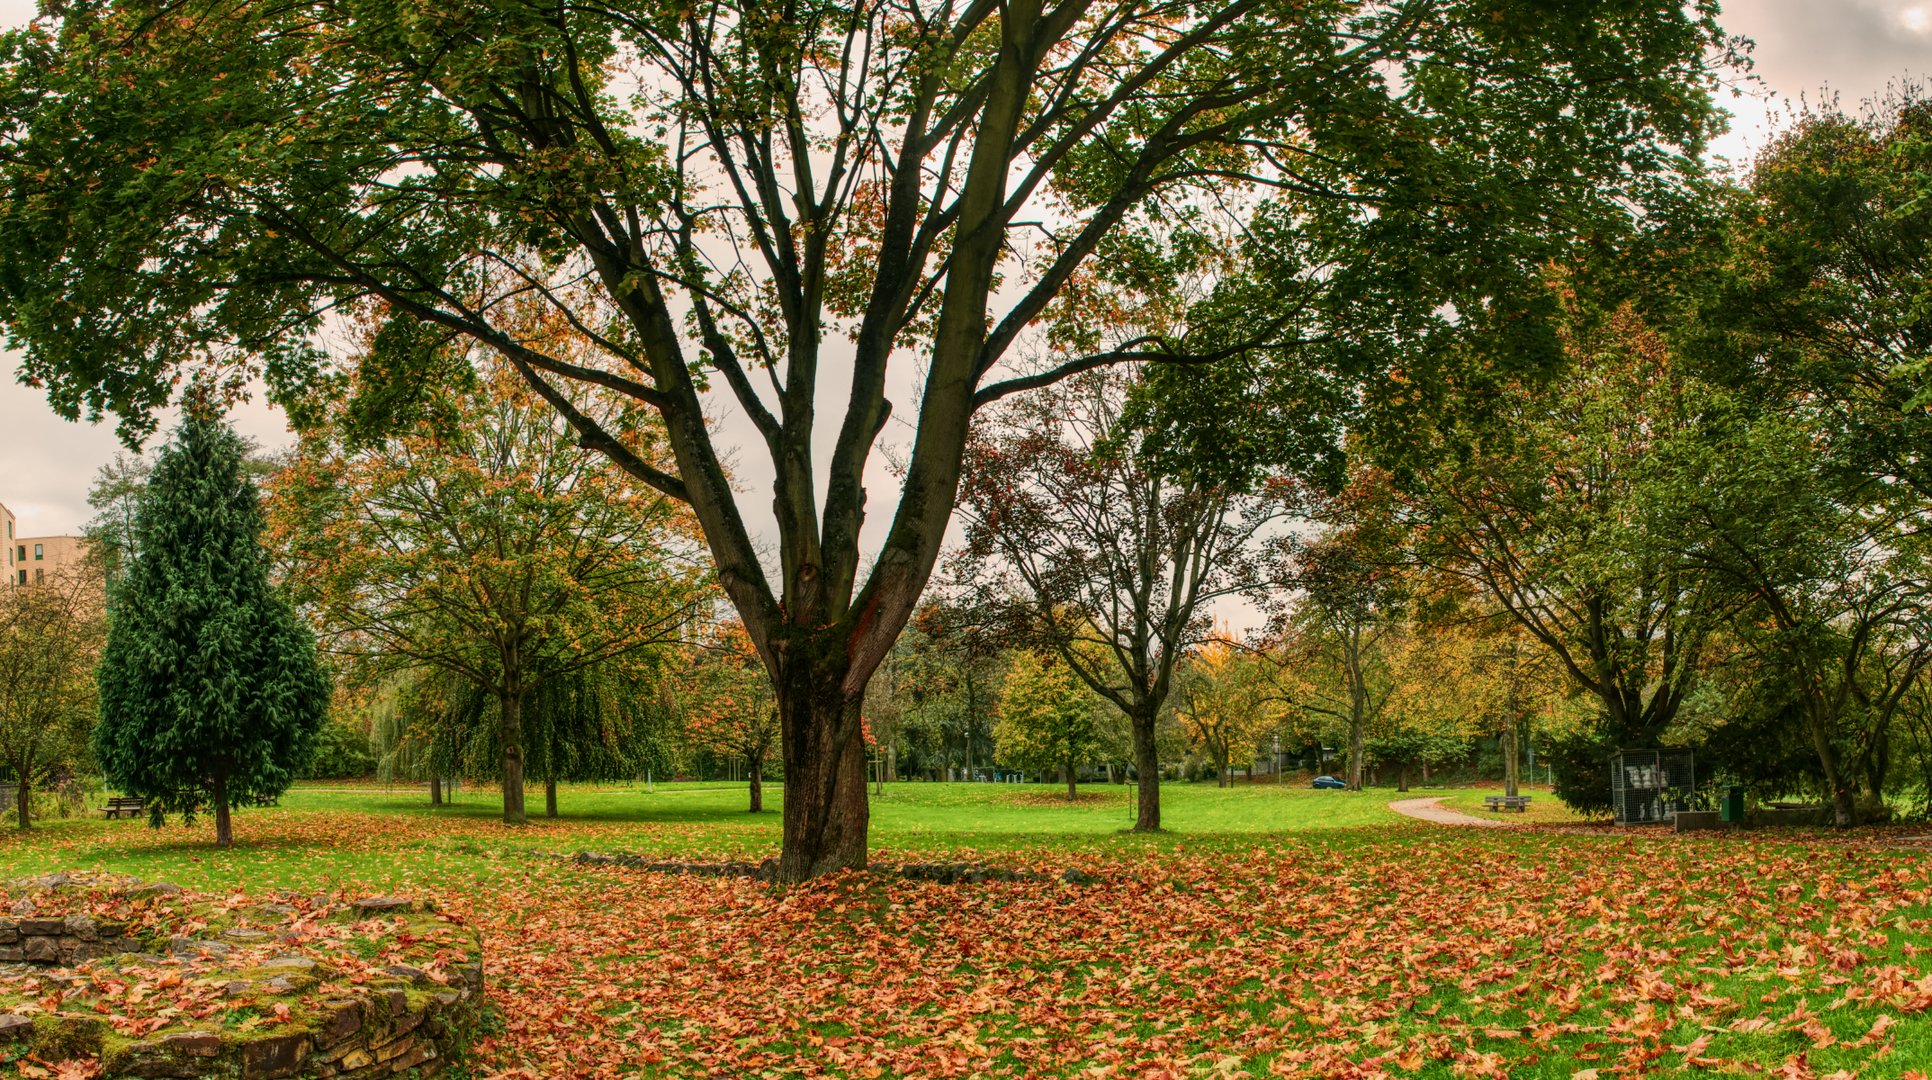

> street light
[1272,734,1282,785]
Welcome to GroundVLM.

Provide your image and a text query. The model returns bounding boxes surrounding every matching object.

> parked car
[1311,775,1346,790]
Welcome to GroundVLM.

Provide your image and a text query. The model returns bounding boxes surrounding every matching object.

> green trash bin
[1720,784,1744,823]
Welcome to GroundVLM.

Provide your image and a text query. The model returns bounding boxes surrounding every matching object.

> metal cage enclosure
[1610,749,1695,825]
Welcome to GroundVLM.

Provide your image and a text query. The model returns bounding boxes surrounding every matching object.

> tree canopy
[94,411,330,847]
[0,0,1732,875]
[267,349,708,824]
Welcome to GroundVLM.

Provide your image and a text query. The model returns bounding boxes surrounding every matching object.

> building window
[15,570,23,585]
[33,569,42,584]
[33,544,42,560]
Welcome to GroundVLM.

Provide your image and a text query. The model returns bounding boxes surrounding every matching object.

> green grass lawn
[1434,785,1605,825]
[0,780,1927,1078]
[0,780,1434,891]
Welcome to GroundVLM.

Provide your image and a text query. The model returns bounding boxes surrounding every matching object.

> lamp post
[1272,734,1282,785]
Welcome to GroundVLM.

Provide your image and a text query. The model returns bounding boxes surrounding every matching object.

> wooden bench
[100,796,146,819]
[1483,795,1532,813]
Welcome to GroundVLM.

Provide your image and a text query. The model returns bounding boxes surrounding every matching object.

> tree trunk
[1347,710,1366,792]
[545,777,559,819]
[14,772,29,831]
[1397,763,1409,793]
[213,774,233,849]
[1131,703,1160,832]
[500,689,526,825]
[1066,754,1077,802]
[430,776,442,806]
[1807,706,1856,827]
[1503,720,1520,798]
[748,749,764,813]
[775,650,870,881]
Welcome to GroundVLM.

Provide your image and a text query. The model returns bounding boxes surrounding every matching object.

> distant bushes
[301,719,379,780]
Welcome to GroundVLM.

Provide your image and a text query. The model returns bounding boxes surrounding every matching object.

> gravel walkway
[1388,796,1517,828]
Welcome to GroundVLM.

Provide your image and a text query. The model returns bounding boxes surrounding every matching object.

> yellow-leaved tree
[994,650,1103,801]
[1175,637,1286,787]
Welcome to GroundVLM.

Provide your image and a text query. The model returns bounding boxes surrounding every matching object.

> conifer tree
[95,410,329,847]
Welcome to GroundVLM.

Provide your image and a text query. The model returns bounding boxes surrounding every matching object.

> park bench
[1483,794,1532,813]
[99,796,146,819]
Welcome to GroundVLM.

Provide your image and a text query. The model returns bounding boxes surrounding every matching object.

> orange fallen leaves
[3,809,1928,1077]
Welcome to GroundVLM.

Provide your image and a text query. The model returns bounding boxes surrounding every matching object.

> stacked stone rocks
[0,913,130,965]
[0,882,485,1079]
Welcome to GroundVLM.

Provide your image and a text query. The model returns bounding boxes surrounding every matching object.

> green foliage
[875,601,1005,780]
[521,665,677,785]
[994,651,1102,786]
[94,412,330,836]
[0,566,103,826]
[300,718,377,780]
[267,355,708,822]
[0,0,1735,874]
[1689,85,1932,493]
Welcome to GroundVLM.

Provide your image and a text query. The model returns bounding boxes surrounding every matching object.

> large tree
[95,411,330,848]
[955,369,1274,830]
[1394,296,1731,803]
[1673,404,1932,827]
[268,355,708,824]
[1271,517,1408,791]
[0,0,1729,877]
[0,566,103,828]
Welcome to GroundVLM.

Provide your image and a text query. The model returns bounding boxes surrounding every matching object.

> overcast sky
[0,0,1926,536]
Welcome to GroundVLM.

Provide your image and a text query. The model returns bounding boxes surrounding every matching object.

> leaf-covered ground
[1,783,1928,1078]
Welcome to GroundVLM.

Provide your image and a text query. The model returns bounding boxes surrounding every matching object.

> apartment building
[0,503,91,588]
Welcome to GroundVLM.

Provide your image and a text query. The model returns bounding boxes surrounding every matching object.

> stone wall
[0,913,131,965]
[0,882,485,1080]
[81,961,485,1079]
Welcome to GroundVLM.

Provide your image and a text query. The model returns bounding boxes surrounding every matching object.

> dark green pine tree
[94,409,329,847]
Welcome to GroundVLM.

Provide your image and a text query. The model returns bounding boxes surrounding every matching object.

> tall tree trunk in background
[1346,635,1368,791]
[499,687,526,825]
[963,667,978,782]
[1131,703,1161,832]
[13,764,30,830]
[747,748,764,813]
[1502,635,1521,798]
[775,644,870,880]
[1503,721,1520,798]
[1807,705,1856,826]
[1065,756,1077,801]
[1397,763,1409,793]
[545,777,559,819]
[430,777,442,806]
[213,774,233,849]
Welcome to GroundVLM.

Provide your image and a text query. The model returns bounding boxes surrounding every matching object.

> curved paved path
[1388,796,1517,828]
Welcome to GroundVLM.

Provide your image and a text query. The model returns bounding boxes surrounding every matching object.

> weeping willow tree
[520,665,678,818]
[373,672,482,806]
[375,665,675,815]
